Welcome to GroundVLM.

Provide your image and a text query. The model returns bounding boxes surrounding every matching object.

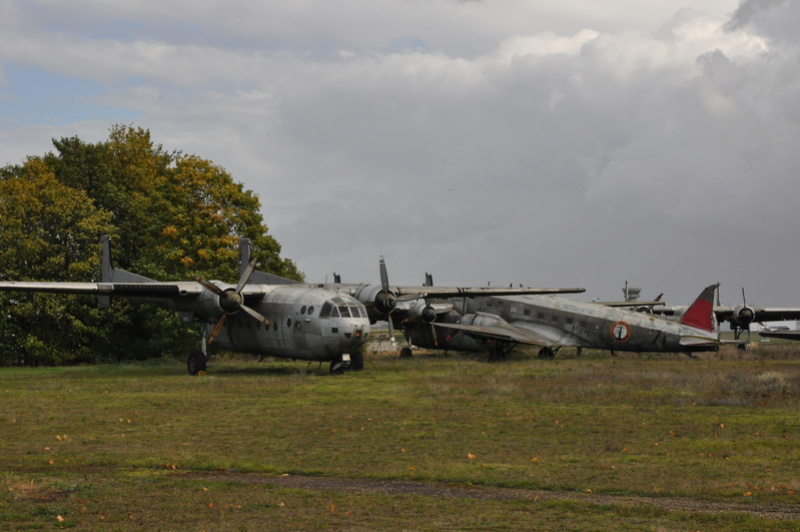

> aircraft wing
[432,320,559,347]
[0,281,204,298]
[655,305,800,323]
[598,300,665,308]
[734,308,800,322]
[759,330,800,341]
[392,286,585,302]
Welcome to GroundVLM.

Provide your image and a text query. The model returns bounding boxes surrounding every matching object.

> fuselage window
[308,306,314,315]
[537,312,545,320]
[301,305,307,315]
[523,309,531,316]
[287,318,292,328]
[566,318,574,325]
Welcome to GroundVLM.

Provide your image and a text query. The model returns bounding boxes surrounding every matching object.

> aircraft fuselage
[405,294,718,355]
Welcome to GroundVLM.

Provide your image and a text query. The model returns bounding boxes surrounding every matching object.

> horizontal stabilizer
[679,335,718,347]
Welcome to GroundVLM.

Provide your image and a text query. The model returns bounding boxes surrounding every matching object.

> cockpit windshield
[320,300,364,319]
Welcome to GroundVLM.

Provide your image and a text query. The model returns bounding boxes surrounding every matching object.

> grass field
[1,340,800,530]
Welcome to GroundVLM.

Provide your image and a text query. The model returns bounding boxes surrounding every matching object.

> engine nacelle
[352,284,398,317]
[404,301,439,323]
[732,305,755,326]
[191,283,233,319]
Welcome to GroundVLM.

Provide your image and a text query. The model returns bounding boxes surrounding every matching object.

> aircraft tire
[399,347,413,358]
[537,347,555,359]
[187,350,207,375]
[329,358,346,375]
[350,351,364,371]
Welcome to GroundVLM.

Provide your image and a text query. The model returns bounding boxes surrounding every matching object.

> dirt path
[184,471,800,521]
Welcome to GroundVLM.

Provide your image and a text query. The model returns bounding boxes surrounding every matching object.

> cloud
[2,1,800,308]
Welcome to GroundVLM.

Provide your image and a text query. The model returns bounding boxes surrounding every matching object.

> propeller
[376,256,398,344]
[737,287,755,341]
[195,259,272,343]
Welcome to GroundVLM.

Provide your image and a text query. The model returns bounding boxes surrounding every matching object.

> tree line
[0,125,302,366]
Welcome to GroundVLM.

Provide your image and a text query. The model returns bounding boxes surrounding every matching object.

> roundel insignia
[610,321,631,342]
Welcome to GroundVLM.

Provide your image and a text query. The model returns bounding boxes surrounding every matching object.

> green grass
[1,345,800,529]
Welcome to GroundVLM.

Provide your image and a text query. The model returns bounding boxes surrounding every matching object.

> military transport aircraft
[0,236,585,374]
[390,281,721,360]
[0,236,372,374]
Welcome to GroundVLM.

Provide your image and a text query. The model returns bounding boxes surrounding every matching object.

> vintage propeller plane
[314,258,587,345]
[651,287,800,342]
[0,236,586,374]
[0,236,371,374]
[388,278,721,360]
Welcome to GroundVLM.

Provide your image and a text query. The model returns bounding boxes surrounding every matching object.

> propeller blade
[379,256,390,292]
[195,277,225,296]
[241,304,272,327]
[388,316,396,345]
[235,259,257,294]
[208,315,227,343]
[742,287,747,306]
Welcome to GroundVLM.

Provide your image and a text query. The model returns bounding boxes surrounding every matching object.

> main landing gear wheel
[399,347,413,358]
[537,347,556,359]
[350,351,364,371]
[329,359,347,374]
[187,350,207,375]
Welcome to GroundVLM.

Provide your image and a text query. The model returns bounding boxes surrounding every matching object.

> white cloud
[4,1,800,307]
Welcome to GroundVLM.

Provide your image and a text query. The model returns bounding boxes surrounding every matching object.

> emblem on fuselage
[610,321,631,342]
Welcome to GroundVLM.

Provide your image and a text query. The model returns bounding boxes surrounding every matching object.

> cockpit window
[350,305,364,318]
[330,305,340,318]
[338,306,351,318]
[320,302,332,318]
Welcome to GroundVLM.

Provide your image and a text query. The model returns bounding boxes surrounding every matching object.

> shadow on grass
[202,363,325,377]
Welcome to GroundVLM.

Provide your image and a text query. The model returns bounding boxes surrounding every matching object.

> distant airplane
[0,236,372,374]
[385,276,720,359]
[650,287,800,341]
[759,330,800,341]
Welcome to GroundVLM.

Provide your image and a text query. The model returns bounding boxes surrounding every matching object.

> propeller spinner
[195,259,272,343]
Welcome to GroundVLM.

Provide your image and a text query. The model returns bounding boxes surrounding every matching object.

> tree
[0,158,114,365]
[0,125,302,365]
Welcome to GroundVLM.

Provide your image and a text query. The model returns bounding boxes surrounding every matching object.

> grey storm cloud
[1,1,799,309]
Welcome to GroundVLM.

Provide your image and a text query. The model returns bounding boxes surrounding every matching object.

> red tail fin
[680,284,719,332]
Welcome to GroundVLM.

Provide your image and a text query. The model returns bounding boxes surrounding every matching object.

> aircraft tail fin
[98,235,155,307]
[238,238,299,285]
[680,284,719,332]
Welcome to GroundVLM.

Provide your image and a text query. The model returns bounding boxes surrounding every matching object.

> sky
[1,0,799,310]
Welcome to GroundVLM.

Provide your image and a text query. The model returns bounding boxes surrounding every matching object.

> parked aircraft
[651,287,800,341]
[0,236,371,374]
[0,236,585,374]
[392,281,720,359]
[316,259,586,341]
[759,330,800,341]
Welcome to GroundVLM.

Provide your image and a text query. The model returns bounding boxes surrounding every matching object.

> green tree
[0,158,114,365]
[1,125,302,365]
